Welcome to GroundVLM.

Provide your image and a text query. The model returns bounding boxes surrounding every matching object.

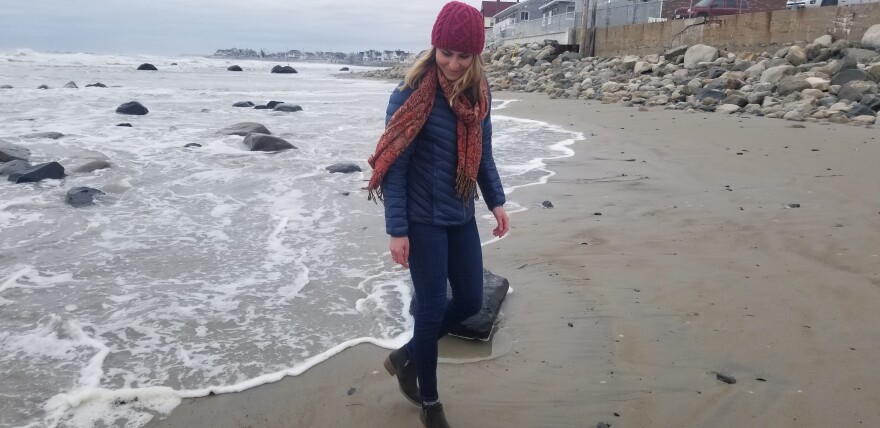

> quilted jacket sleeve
[477,87,506,211]
[381,85,414,237]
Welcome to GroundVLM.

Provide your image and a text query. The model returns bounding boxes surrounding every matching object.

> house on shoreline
[213,48,415,66]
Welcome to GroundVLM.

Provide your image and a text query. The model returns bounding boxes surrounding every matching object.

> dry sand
[148,92,880,428]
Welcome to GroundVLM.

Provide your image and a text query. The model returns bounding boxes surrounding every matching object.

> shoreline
[149,93,880,428]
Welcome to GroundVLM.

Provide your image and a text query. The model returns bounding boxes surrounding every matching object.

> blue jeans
[405,218,484,403]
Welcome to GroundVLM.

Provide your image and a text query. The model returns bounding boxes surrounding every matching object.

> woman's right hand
[390,236,410,269]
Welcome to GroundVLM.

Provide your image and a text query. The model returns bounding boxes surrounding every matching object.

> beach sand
[148,92,880,428]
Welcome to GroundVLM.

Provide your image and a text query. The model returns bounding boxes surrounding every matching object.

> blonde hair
[403,47,486,106]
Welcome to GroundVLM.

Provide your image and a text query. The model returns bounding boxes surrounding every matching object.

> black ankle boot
[383,346,420,406]
[420,402,450,428]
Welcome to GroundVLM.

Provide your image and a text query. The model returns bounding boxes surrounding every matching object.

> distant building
[481,1,520,28]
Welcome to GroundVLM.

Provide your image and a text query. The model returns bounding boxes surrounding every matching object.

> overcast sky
[0,0,486,55]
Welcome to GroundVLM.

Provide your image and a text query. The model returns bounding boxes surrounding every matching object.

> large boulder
[760,65,795,85]
[868,64,880,83]
[0,139,30,162]
[844,48,880,64]
[785,46,807,66]
[7,161,65,183]
[813,35,833,48]
[0,160,31,176]
[219,122,271,136]
[449,270,510,341]
[325,163,361,174]
[116,101,149,115]
[684,44,719,68]
[861,24,880,50]
[777,76,812,96]
[66,187,105,207]
[271,65,297,74]
[838,80,878,102]
[832,69,870,87]
[227,65,243,71]
[137,63,158,71]
[232,101,255,107]
[273,103,303,112]
[242,133,296,152]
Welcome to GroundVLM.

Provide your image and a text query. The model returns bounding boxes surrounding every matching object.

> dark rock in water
[409,269,510,341]
[696,88,726,102]
[37,84,49,89]
[170,62,178,66]
[848,104,876,118]
[242,133,296,152]
[219,122,271,136]
[270,65,297,74]
[184,143,202,148]
[267,101,285,108]
[85,82,107,88]
[254,105,272,110]
[137,63,158,71]
[831,69,870,87]
[233,101,255,107]
[785,203,801,209]
[8,161,66,183]
[542,200,554,208]
[200,108,210,113]
[273,103,303,112]
[325,163,361,173]
[455,271,509,340]
[715,372,737,384]
[0,139,31,162]
[0,85,12,89]
[74,160,111,173]
[117,123,133,127]
[66,187,105,207]
[228,65,243,71]
[339,67,350,71]
[21,132,64,140]
[0,159,31,176]
[63,81,78,89]
[116,101,149,115]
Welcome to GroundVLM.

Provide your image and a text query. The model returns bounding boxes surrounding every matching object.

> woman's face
[435,49,474,82]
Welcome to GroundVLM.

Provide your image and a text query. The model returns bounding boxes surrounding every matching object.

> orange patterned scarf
[367,66,488,204]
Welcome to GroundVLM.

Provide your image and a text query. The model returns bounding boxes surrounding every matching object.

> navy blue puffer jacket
[381,83,506,237]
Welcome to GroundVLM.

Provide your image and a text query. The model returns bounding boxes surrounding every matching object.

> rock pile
[485,28,880,126]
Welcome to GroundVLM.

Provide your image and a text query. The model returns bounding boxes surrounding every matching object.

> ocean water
[0,50,583,428]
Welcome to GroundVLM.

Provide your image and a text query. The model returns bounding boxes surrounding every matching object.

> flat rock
[7,161,65,183]
[137,63,158,71]
[117,123,133,127]
[844,48,880,64]
[0,85,12,89]
[325,163,361,173]
[21,132,64,140]
[85,83,107,88]
[0,159,31,176]
[116,101,149,115]
[219,122,271,136]
[339,67,350,71]
[75,160,111,173]
[0,139,31,162]
[777,76,811,96]
[664,45,689,61]
[831,69,870,87]
[232,101,255,107]
[66,187,105,207]
[716,104,741,114]
[267,101,285,108]
[242,133,296,152]
[723,95,748,107]
[273,103,303,112]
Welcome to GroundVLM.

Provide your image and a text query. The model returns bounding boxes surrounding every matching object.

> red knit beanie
[431,1,485,55]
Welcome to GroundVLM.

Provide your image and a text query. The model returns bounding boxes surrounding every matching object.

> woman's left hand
[492,206,509,238]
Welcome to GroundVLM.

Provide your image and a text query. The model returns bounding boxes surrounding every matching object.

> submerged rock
[233,101,255,107]
[21,132,64,140]
[273,103,303,112]
[63,81,78,89]
[0,159,31,176]
[86,82,107,88]
[137,63,158,71]
[242,133,296,152]
[271,65,297,74]
[227,65,243,71]
[0,139,31,162]
[74,160,111,173]
[219,122,271,136]
[325,163,361,173]
[66,187,105,207]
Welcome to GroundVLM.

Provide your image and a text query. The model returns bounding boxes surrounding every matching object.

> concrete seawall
[585,3,879,56]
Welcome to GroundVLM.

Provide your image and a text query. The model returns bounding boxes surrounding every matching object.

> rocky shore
[485,25,880,126]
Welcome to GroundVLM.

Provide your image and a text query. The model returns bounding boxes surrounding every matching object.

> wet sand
[149,92,880,428]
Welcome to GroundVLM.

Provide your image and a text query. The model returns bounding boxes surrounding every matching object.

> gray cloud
[0,0,479,54]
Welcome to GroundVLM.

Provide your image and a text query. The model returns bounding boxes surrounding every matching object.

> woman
[367,2,509,427]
